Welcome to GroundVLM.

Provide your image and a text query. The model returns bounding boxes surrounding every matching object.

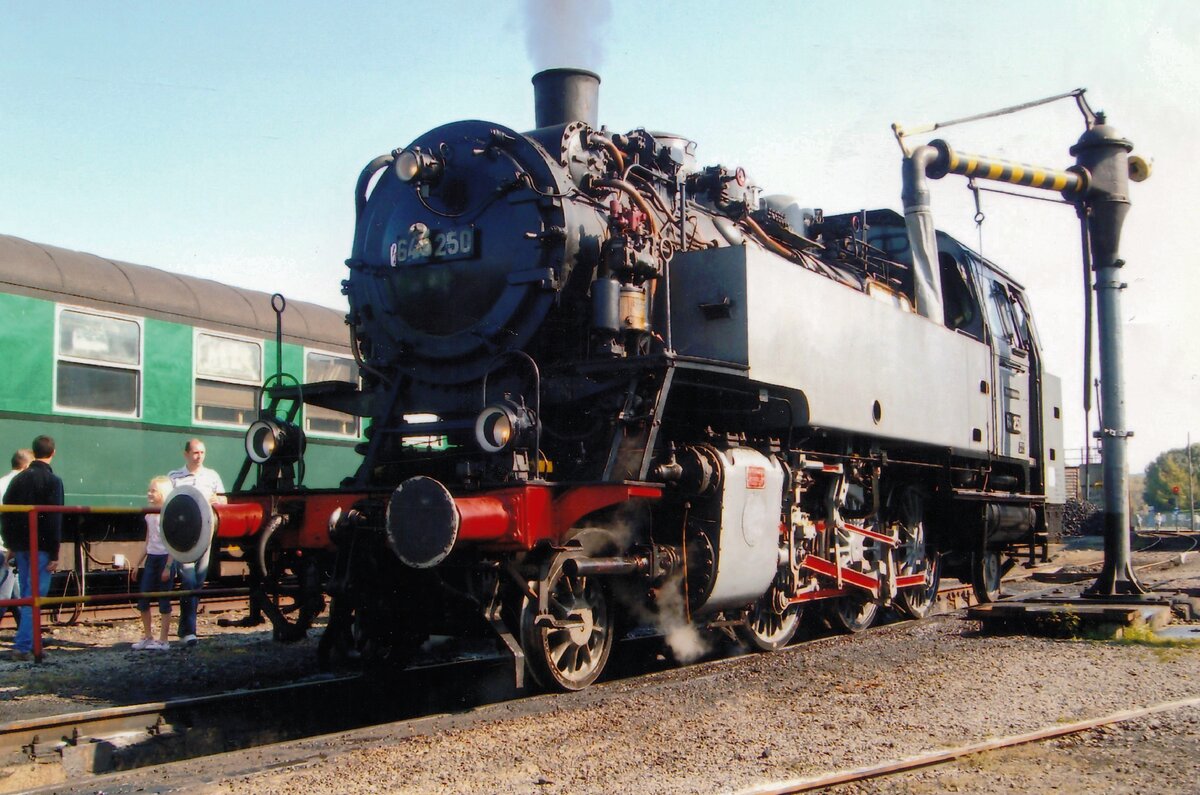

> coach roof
[0,235,349,350]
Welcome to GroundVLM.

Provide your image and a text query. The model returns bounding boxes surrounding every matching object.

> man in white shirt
[0,449,33,503]
[168,439,227,646]
[167,440,227,505]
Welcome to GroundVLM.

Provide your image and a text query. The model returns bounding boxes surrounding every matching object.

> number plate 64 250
[390,227,477,266]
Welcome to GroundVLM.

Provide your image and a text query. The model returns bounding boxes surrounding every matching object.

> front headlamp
[474,399,536,454]
[394,147,443,184]
[246,418,306,464]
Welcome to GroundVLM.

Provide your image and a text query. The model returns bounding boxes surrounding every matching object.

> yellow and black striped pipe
[927,138,1087,195]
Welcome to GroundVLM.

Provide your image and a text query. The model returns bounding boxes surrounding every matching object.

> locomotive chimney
[532,68,600,128]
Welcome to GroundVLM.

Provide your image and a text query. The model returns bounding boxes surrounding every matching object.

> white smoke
[613,570,712,665]
[653,573,712,664]
[578,505,713,663]
[522,0,612,72]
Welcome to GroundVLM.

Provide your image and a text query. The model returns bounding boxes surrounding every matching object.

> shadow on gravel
[0,630,323,708]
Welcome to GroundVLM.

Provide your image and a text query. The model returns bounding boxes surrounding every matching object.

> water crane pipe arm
[891,88,1091,157]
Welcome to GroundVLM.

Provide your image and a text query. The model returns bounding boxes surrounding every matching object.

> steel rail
[0,646,526,773]
[0,674,359,760]
[0,594,250,633]
[730,695,1200,795]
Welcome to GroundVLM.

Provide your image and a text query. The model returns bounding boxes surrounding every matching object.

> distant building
[1065,462,1105,508]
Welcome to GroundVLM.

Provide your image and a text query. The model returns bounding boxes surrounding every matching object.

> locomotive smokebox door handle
[161,485,214,564]
[699,296,734,320]
[386,476,460,569]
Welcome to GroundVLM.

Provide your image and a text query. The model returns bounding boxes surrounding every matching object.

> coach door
[983,277,1032,462]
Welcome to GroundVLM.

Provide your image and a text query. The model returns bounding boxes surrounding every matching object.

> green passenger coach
[0,234,360,558]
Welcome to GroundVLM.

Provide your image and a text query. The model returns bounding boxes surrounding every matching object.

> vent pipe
[532,68,600,128]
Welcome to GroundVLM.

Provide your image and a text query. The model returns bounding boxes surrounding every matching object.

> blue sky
[2,1,1197,473]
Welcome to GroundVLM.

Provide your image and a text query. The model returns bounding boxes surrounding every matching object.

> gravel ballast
[196,616,1200,795]
[3,547,1199,794]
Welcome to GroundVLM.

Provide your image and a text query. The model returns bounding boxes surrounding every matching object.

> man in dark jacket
[0,435,63,660]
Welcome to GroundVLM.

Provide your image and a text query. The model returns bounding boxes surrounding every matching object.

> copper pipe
[742,214,794,259]
[593,178,661,234]
[589,133,626,174]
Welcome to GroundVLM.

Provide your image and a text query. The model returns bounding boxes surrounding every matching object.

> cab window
[984,278,1031,355]
[939,252,984,341]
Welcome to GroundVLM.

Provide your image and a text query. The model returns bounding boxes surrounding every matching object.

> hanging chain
[968,177,985,255]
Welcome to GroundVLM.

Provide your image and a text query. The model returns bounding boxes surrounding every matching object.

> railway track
[0,653,522,778]
[0,578,984,784]
[732,695,1200,794]
[1,675,354,770]
[26,616,1168,795]
[0,592,250,631]
[1,556,1162,792]
[62,594,248,626]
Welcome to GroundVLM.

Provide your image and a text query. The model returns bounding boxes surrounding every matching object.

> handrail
[0,504,226,662]
[0,505,158,514]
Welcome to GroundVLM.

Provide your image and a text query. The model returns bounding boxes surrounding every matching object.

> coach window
[194,332,262,425]
[56,308,142,416]
[304,351,360,437]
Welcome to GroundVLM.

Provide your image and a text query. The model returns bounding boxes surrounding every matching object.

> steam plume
[522,0,612,72]
[578,507,713,664]
[612,570,712,665]
[652,573,712,664]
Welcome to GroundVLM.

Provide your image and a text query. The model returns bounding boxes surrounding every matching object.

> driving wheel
[521,564,614,691]
[736,591,802,652]
[972,548,1002,603]
[255,519,327,642]
[828,592,879,633]
[893,487,941,619]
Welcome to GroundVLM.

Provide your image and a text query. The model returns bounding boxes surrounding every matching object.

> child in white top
[134,477,174,651]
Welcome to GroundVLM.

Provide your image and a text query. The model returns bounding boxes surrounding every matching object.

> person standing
[167,439,226,647]
[0,437,64,661]
[0,449,33,501]
[134,477,175,651]
[0,449,34,626]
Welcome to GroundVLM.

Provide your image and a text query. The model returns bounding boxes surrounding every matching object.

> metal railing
[0,504,244,662]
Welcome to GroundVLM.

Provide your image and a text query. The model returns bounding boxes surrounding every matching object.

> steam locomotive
[163,69,1064,690]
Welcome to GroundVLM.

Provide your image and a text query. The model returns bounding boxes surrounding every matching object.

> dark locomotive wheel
[317,596,357,671]
[893,488,942,620]
[972,549,1002,603]
[520,568,614,691]
[256,523,327,642]
[360,627,425,673]
[828,592,879,633]
[736,592,802,652]
[330,598,425,674]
